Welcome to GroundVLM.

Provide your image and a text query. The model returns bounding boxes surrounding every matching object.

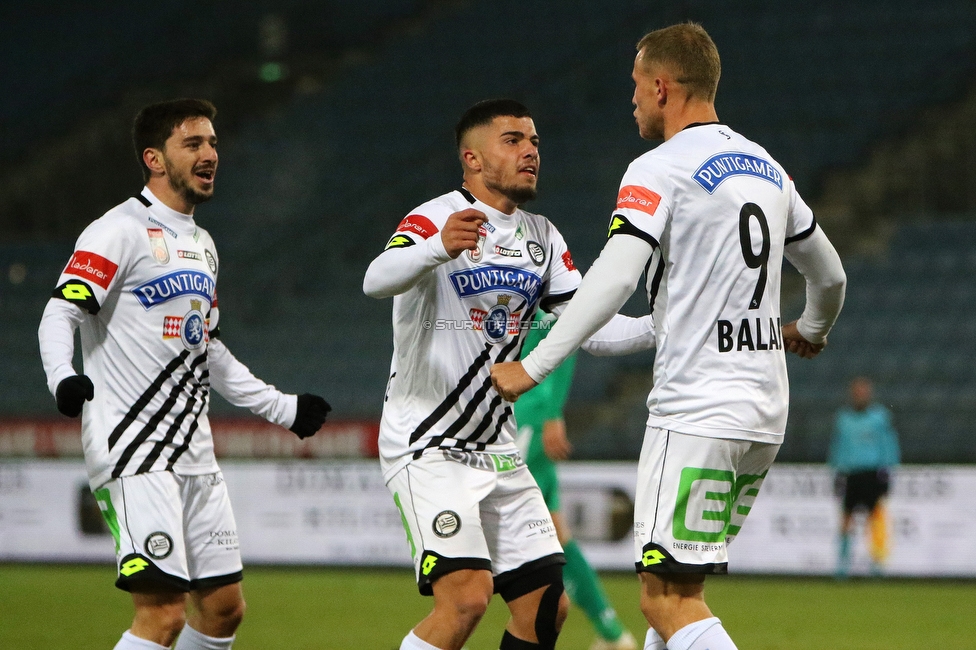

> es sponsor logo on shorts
[448,265,543,305]
[616,185,662,216]
[693,152,783,194]
[145,531,173,559]
[204,529,239,549]
[132,269,215,310]
[526,517,555,537]
[64,250,118,289]
[442,449,525,472]
[432,511,461,538]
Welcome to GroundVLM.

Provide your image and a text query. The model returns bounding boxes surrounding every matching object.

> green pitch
[1,564,973,649]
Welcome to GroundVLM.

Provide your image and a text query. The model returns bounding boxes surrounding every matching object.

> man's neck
[146,178,194,215]
[663,103,720,141]
[461,180,517,215]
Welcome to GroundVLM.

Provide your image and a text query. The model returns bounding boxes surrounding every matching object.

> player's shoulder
[515,207,566,242]
[404,190,471,228]
[80,197,147,240]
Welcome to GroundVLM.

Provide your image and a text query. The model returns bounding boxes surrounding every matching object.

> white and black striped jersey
[40,188,295,490]
[610,123,817,443]
[366,188,581,479]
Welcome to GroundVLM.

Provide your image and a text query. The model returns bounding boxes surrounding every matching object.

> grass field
[1,564,973,649]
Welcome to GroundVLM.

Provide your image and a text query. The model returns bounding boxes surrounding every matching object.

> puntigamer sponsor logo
[448,265,543,304]
[132,269,215,309]
[693,152,783,193]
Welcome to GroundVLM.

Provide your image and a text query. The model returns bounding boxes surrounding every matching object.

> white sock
[113,631,170,650]
[666,617,737,650]
[400,630,443,650]
[173,624,235,650]
[644,627,667,649]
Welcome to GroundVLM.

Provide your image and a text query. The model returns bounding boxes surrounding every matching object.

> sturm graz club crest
[181,299,207,350]
[433,511,461,538]
[145,531,173,559]
[482,294,512,344]
[526,240,545,266]
[205,249,217,274]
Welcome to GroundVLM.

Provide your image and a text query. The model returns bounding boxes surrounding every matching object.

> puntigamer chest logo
[448,265,543,304]
[132,269,215,310]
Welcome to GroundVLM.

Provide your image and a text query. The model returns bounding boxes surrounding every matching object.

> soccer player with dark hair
[492,23,847,650]
[364,99,654,650]
[38,98,330,650]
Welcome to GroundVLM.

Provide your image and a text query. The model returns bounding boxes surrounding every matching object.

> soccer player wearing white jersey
[492,25,847,650]
[38,99,330,650]
[364,100,655,650]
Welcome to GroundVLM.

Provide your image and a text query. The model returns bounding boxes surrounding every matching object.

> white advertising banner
[1,460,973,577]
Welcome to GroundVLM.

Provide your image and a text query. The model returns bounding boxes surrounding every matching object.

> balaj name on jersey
[133,269,215,309]
[693,152,783,194]
[449,265,543,304]
[716,317,782,353]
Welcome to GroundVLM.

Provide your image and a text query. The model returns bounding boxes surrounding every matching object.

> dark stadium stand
[3,1,976,462]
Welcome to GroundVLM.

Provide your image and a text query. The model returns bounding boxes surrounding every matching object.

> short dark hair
[455,99,531,149]
[133,99,217,181]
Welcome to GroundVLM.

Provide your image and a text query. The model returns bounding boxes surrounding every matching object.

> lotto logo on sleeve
[616,185,662,216]
[396,214,439,240]
[65,250,118,289]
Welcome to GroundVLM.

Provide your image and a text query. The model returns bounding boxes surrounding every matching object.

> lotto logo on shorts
[65,250,118,289]
[616,185,661,216]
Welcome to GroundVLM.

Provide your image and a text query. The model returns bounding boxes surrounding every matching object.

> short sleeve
[785,179,817,244]
[607,160,672,247]
[539,222,582,312]
[51,217,131,314]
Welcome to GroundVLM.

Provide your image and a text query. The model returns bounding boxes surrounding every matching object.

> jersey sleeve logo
[561,250,576,272]
[607,214,660,248]
[396,215,439,240]
[616,185,662,216]
[385,234,416,250]
[147,228,170,264]
[64,250,118,289]
[53,280,101,314]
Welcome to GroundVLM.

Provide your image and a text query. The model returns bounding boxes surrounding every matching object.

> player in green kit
[515,312,637,650]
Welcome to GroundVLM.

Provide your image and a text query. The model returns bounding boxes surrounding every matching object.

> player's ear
[460,147,482,173]
[143,148,166,177]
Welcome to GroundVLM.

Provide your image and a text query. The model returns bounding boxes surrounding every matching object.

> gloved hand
[289,393,331,439]
[56,375,95,417]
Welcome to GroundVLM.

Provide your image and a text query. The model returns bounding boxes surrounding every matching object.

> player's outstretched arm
[38,298,93,416]
[580,313,655,357]
[208,338,329,437]
[363,209,486,299]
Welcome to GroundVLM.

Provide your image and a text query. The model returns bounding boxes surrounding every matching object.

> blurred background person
[829,376,901,576]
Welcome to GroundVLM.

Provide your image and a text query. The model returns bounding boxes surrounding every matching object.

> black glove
[56,375,95,417]
[289,393,331,439]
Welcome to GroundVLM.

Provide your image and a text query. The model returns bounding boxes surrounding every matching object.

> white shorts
[93,470,242,592]
[633,427,779,574]
[387,449,564,596]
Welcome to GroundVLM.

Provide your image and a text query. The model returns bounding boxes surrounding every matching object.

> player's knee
[133,601,187,645]
[451,586,491,624]
[201,594,246,635]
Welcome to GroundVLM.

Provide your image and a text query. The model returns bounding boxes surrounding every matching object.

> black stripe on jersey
[539,289,576,313]
[135,378,205,475]
[608,214,660,248]
[133,194,152,207]
[108,352,191,451]
[166,390,209,470]
[112,352,208,479]
[458,187,477,204]
[647,254,665,314]
[480,405,513,447]
[408,344,494,446]
[417,311,529,455]
[785,213,818,245]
